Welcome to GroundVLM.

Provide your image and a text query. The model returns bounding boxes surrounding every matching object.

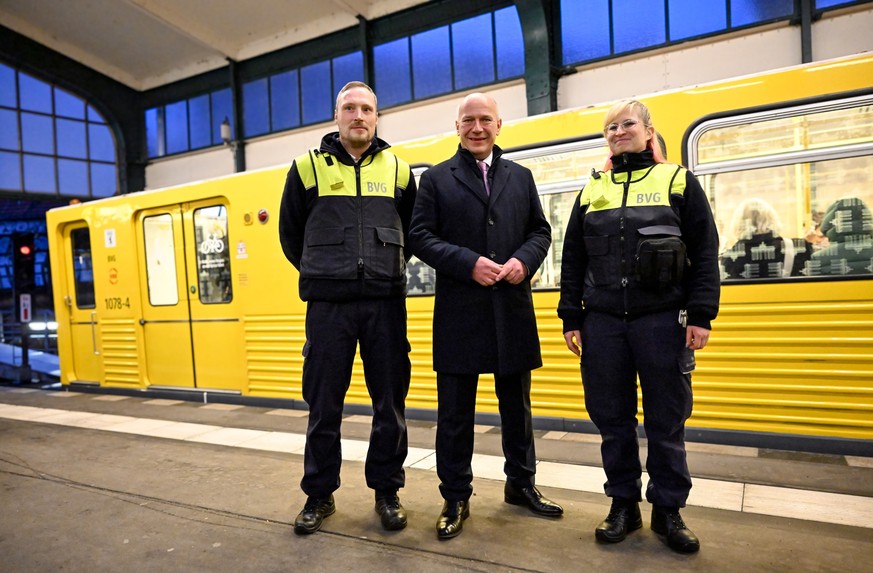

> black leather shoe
[436,500,469,539]
[293,495,336,535]
[651,506,700,553]
[595,498,642,543]
[504,483,564,517]
[375,492,407,531]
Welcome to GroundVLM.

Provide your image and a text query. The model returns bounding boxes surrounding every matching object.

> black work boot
[293,495,336,535]
[375,491,407,531]
[651,505,700,553]
[595,498,642,543]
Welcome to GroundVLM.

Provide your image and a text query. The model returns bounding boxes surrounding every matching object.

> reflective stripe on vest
[581,163,686,212]
[295,149,410,198]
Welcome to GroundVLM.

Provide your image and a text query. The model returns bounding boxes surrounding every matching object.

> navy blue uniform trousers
[300,298,410,498]
[581,309,694,508]
[435,371,537,501]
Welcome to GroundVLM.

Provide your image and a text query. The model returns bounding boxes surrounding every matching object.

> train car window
[143,214,179,305]
[406,165,435,296]
[689,96,873,280]
[507,140,609,289]
[70,227,95,309]
[193,205,232,304]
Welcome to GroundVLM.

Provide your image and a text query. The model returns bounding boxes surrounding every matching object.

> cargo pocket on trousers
[678,346,696,375]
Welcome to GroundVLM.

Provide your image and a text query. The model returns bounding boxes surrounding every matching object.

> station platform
[1,384,871,572]
[0,342,60,383]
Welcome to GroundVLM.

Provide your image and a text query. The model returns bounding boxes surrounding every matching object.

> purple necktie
[478,160,490,196]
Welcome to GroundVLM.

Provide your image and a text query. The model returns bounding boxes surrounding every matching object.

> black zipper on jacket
[356,161,364,273]
[620,176,630,316]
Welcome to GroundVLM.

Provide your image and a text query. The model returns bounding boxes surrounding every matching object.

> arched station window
[0,62,118,198]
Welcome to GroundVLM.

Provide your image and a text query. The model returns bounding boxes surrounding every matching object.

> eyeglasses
[605,119,642,133]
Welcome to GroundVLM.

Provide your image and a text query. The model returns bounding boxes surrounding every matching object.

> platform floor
[1,384,871,572]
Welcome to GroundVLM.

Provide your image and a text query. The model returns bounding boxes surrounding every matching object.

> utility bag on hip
[636,225,687,291]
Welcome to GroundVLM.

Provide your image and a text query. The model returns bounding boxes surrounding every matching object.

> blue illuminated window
[0,65,16,108]
[453,15,495,90]
[0,151,21,190]
[21,113,54,154]
[374,39,412,107]
[412,27,452,99]
[0,109,19,151]
[89,124,115,162]
[24,155,56,193]
[495,7,524,80]
[55,90,86,119]
[374,7,523,109]
[90,163,117,197]
[146,86,235,157]
[0,63,119,197]
[189,94,211,150]
[333,52,364,94]
[57,119,87,159]
[815,0,860,6]
[301,61,332,125]
[614,0,666,53]
[562,0,801,66]
[19,73,52,113]
[145,107,161,157]
[58,159,88,195]
[244,78,270,137]
[164,100,189,154]
[271,70,300,131]
[670,0,726,39]
[732,0,793,26]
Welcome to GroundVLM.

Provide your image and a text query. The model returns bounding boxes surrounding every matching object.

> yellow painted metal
[46,54,873,441]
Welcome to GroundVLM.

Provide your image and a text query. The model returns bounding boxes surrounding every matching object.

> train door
[137,207,195,387]
[62,224,102,382]
[183,201,245,391]
[136,201,244,390]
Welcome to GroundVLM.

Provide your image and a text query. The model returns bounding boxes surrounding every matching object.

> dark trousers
[581,309,694,508]
[300,298,410,498]
[435,371,536,501]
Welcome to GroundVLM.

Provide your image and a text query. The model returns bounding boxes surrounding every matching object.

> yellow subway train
[47,54,873,454]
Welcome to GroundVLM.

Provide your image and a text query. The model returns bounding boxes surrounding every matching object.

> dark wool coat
[409,146,551,375]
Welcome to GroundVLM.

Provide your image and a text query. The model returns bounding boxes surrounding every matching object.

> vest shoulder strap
[666,164,687,197]
[381,150,411,191]
[294,150,319,191]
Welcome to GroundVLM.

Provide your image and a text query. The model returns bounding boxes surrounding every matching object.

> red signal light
[18,245,32,256]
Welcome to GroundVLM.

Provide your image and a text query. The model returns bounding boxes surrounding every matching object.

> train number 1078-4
[104,297,131,310]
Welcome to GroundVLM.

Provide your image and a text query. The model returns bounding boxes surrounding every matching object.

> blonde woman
[558,99,720,554]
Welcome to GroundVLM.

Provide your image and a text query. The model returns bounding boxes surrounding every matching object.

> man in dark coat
[409,92,562,540]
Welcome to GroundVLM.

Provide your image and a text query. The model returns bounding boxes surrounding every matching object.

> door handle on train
[90,311,100,356]
[63,295,72,307]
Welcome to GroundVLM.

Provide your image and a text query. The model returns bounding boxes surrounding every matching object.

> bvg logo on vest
[634,192,662,204]
[366,181,388,194]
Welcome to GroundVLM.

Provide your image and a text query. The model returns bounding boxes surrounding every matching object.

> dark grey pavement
[1,386,871,573]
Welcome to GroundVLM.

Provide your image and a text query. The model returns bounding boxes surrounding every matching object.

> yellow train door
[60,224,103,382]
[136,201,244,391]
[137,207,196,387]
[182,201,245,391]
